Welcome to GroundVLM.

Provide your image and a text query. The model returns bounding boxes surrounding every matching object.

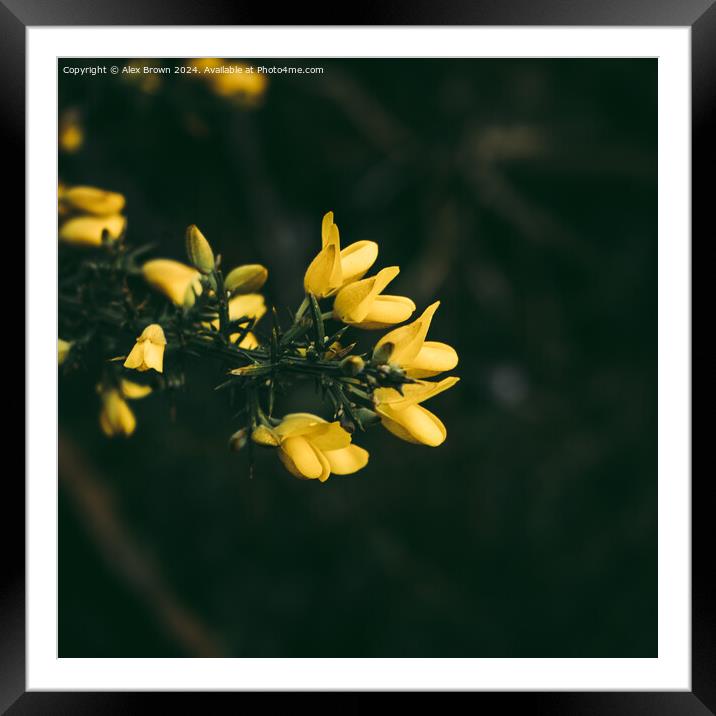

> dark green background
[58,58,657,657]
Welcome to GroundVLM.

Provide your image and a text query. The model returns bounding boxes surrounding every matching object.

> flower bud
[228,428,249,452]
[340,355,365,376]
[339,412,356,434]
[185,224,215,274]
[372,341,394,365]
[251,425,280,447]
[224,264,268,294]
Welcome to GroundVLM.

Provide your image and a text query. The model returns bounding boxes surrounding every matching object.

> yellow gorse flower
[119,379,153,399]
[60,186,125,216]
[304,212,379,299]
[219,293,267,348]
[333,266,415,329]
[373,376,460,447]
[142,259,203,306]
[225,264,268,294]
[58,185,127,247]
[374,301,459,379]
[99,388,136,437]
[59,110,84,154]
[203,293,266,349]
[124,324,167,373]
[98,379,152,438]
[261,413,369,482]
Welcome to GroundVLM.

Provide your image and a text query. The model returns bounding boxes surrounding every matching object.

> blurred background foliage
[58,58,656,657]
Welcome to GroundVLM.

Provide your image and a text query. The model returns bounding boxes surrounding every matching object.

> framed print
[5,1,709,710]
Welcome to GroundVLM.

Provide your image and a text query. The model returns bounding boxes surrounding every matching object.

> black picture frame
[6,1,708,710]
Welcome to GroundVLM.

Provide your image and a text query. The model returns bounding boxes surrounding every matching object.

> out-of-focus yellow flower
[270,413,369,482]
[142,259,202,306]
[97,377,152,438]
[99,388,136,437]
[186,59,268,106]
[228,293,266,348]
[124,324,167,373]
[58,185,127,247]
[333,266,415,329]
[212,64,267,101]
[59,186,126,216]
[224,264,268,294]
[374,376,460,447]
[186,58,223,72]
[204,293,266,348]
[304,211,379,299]
[374,301,458,379]
[59,110,84,153]
[59,215,126,246]
[58,339,72,365]
[119,379,152,399]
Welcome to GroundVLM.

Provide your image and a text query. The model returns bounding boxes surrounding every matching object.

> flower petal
[333,266,401,324]
[280,436,326,479]
[58,339,72,365]
[359,295,416,329]
[321,211,335,248]
[275,413,327,438]
[141,323,167,345]
[324,444,369,474]
[62,186,125,215]
[100,390,136,437]
[59,215,126,246]
[379,403,447,447]
[120,380,152,399]
[376,301,440,365]
[304,238,342,298]
[378,414,422,444]
[235,331,259,349]
[123,342,146,370]
[339,241,379,284]
[142,341,164,373]
[228,293,266,322]
[142,259,201,306]
[375,376,460,409]
[406,341,459,378]
[308,422,352,451]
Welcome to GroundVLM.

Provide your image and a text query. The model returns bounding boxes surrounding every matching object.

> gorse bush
[58,185,460,482]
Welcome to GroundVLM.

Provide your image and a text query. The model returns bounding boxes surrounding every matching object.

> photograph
[56,56,658,660]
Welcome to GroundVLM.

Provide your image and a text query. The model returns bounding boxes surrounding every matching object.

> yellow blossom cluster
[286,211,460,477]
[58,185,126,247]
[59,187,459,484]
[242,212,460,481]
